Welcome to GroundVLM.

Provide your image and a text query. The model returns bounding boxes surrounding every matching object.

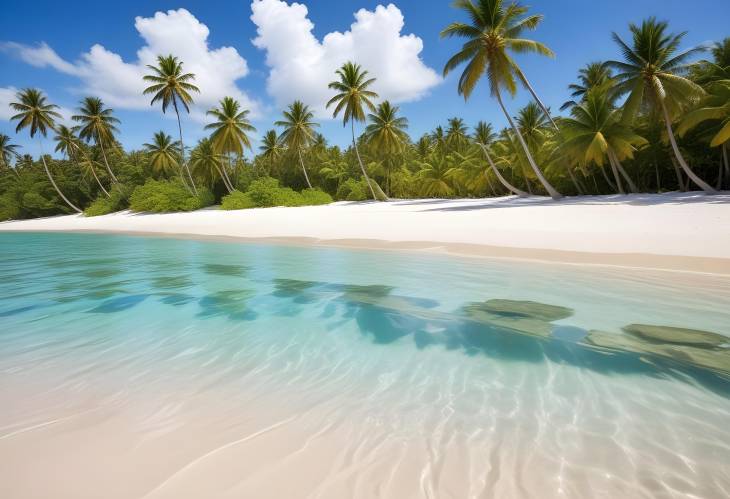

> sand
[2,192,729,274]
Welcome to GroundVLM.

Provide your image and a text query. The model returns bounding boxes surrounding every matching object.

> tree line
[1,0,728,220]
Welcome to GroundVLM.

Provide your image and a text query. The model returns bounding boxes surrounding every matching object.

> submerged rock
[622,324,729,348]
[461,303,554,338]
[202,264,249,277]
[479,299,573,321]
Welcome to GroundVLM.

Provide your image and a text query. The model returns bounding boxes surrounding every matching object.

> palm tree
[10,89,82,213]
[259,130,284,175]
[205,96,256,192]
[560,62,615,110]
[561,89,645,194]
[143,131,181,179]
[190,138,228,190]
[417,155,454,197]
[275,100,318,189]
[445,117,469,152]
[364,101,408,194]
[72,97,120,183]
[0,134,21,176]
[143,54,200,194]
[679,80,730,189]
[441,0,562,199]
[472,121,527,196]
[691,38,730,85]
[54,125,109,197]
[327,61,380,200]
[607,18,714,193]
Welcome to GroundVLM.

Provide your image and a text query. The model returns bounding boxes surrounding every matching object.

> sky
[1,0,728,158]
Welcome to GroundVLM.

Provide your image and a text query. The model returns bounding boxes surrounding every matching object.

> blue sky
[1,0,728,158]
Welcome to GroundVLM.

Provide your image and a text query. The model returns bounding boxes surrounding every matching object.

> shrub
[220,190,256,210]
[129,180,214,213]
[246,177,283,207]
[300,188,333,205]
[336,178,368,201]
[84,184,133,217]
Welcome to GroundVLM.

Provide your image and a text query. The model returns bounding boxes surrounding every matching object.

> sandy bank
[1,192,729,273]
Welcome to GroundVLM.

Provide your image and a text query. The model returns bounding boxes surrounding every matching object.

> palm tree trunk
[566,166,584,194]
[609,149,638,193]
[660,99,716,193]
[477,143,528,197]
[351,120,377,200]
[297,147,313,189]
[222,154,235,192]
[718,143,728,190]
[670,156,685,192]
[98,140,118,183]
[494,87,562,199]
[518,70,559,130]
[214,163,233,193]
[607,152,625,194]
[172,98,198,196]
[599,164,616,191]
[38,138,82,213]
[73,148,109,197]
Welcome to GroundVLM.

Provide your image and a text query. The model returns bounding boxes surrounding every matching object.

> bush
[246,177,283,207]
[300,188,333,205]
[129,180,214,213]
[336,178,368,201]
[220,190,256,210]
[84,184,133,217]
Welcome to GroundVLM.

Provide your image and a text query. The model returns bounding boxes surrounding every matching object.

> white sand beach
[2,192,730,273]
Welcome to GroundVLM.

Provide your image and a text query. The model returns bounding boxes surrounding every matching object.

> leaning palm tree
[190,138,228,191]
[54,125,109,197]
[275,100,318,189]
[606,18,714,193]
[10,89,81,213]
[561,89,645,194]
[143,131,181,180]
[72,97,120,183]
[205,96,256,191]
[0,133,21,176]
[258,130,284,175]
[472,121,527,196]
[441,0,562,199]
[327,61,380,200]
[143,54,200,194]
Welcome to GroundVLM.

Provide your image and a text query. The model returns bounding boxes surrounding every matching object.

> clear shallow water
[1,232,729,498]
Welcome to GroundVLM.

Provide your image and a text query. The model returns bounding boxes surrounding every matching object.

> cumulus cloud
[0,86,19,121]
[250,0,440,116]
[2,9,259,120]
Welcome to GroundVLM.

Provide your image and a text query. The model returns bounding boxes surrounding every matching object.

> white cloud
[0,86,19,121]
[250,0,440,116]
[2,9,259,121]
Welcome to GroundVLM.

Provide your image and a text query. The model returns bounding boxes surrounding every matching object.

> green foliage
[336,178,368,201]
[129,180,213,213]
[220,179,333,211]
[220,190,256,210]
[84,184,132,217]
[300,188,333,205]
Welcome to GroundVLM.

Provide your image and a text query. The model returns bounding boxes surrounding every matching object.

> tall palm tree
[54,125,109,197]
[10,89,82,213]
[445,117,470,152]
[0,134,21,177]
[190,138,228,191]
[205,96,256,191]
[72,97,120,183]
[561,89,645,194]
[364,101,409,195]
[327,61,380,200]
[560,62,615,110]
[258,130,284,176]
[275,100,318,189]
[143,54,200,194]
[473,121,527,196]
[143,131,181,179]
[441,0,562,199]
[607,18,714,193]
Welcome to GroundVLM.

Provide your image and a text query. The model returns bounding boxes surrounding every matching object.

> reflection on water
[1,232,729,498]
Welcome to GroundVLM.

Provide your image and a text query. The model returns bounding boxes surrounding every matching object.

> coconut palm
[143,131,181,179]
[0,134,21,176]
[679,80,730,189]
[275,100,318,189]
[327,61,380,200]
[560,62,615,111]
[190,138,228,191]
[54,125,109,197]
[10,89,82,213]
[143,54,200,194]
[473,121,527,196]
[364,101,409,154]
[72,97,120,183]
[417,156,454,197]
[561,89,645,194]
[441,0,563,199]
[205,96,256,191]
[691,38,730,85]
[606,18,714,193]
[445,117,470,152]
[258,130,284,176]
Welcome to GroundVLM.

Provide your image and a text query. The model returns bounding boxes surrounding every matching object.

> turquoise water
[1,232,729,498]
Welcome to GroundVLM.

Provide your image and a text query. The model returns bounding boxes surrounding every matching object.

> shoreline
[2,193,729,275]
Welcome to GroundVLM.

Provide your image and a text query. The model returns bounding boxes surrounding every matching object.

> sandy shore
[2,192,729,273]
